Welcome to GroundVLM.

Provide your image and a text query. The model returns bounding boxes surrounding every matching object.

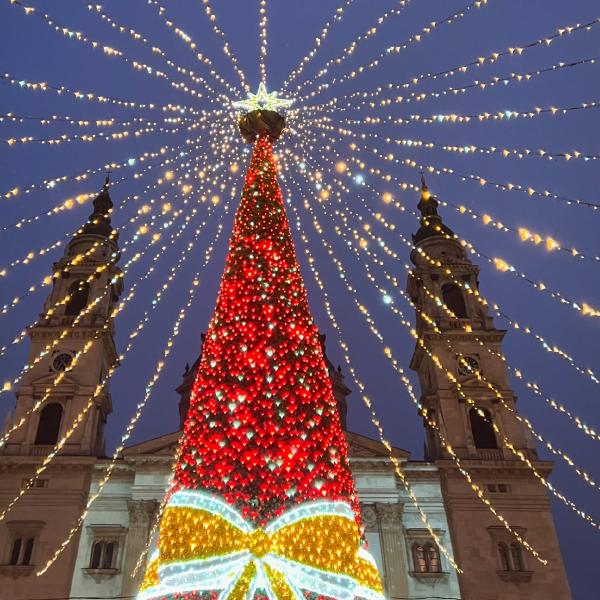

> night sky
[1,1,599,597]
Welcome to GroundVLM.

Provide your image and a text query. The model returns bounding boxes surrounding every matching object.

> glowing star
[231,82,294,112]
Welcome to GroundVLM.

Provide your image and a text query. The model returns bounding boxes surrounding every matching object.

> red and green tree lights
[138,115,383,600]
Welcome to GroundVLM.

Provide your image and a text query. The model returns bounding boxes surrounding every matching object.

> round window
[52,352,73,372]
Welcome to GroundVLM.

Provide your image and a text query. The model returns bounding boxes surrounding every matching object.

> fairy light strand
[286,165,547,563]
[281,0,355,90]
[293,123,600,387]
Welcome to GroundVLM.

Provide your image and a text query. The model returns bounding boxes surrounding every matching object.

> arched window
[9,538,21,565]
[510,543,524,571]
[21,538,34,566]
[34,403,63,445]
[103,542,115,569]
[90,542,103,569]
[64,280,90,316]
[441,283,467,318]
[413,544,427,573]
[469,407,498,449]
[426,543,441,573]
[498,543,510,571]
[89,540,117,569]
[412,542,441,573]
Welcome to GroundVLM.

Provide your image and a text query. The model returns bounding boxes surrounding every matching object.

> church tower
[407,177,571,599]
[0,177,122,599]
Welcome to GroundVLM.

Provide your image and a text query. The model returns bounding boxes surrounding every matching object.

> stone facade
[407,178,571,599]
[68,431,461,600]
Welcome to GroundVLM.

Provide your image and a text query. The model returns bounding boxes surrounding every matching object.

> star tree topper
[231,82,295,112]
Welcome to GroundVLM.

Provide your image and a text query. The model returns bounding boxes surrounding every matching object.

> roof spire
[413,175,455,244]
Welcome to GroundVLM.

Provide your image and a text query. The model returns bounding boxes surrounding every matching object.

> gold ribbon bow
[138,490,383,600]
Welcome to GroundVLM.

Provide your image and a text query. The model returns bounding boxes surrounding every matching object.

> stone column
[375,502,408,599]
[121,500,159,596]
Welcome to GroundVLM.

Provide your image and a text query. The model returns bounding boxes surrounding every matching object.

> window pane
[511,543,524,571]
[413,544,427,573]
[498,543,510,571]
[35,403,63,445]
[90,542,103,569]
[22,538,34,566]
[9,538,22,566]
[103,542,115,569]
[469,407,498,449]
[427,544,440,572]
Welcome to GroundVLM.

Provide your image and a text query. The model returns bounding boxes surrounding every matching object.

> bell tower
[2,176,123,457]
[407,177,571,599]
[0,177,123,600]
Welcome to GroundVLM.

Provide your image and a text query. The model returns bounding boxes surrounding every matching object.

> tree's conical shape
[138,134,383,600]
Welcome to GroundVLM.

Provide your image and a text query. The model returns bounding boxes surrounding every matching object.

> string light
[2,121,183,148]
[0,71,198,114]
[199,0,251,93]
[281,0,355,90]
[337,17,600,101]
[39,168,240,576]
[293,124,600,387]
[0,130,234,417]
[278,168,463,573]
[1,140,185,201]
[145,0,241,96]
[0,113,176,128]
[303,52,600,117]
[7,0,208,101]
[300,167,600,500]
[285,152,600,538]
[259,0,268,85]
[292,0,411,95]
[86,3,229,105]
[297,0,489,99]
[0,140,239,523]
[286,128,600,465]
[309,125,600,317]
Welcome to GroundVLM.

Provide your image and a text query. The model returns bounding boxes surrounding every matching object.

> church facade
[0,178,571,599]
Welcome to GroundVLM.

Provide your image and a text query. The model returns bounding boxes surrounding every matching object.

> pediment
[345,431,409,459]
[123,430,409,461]
[123,431,181,457]
[30,372,80,392]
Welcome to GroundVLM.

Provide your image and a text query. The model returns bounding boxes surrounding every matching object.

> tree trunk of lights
[137,123,384,600]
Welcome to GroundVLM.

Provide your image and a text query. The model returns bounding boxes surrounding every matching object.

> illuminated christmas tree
[138,89,384,600]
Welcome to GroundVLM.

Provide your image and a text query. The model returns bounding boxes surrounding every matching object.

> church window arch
[498,543,510,571]
[34,403,63,445]
[89,540,118,570]
[64,280,90,316]
[7,536,35,566]
[412,543,427,573]
[469,407,498,449]
[412,541,441,573]
[441,283,468,318]
[510,542,524,571]
[9,538,21,565]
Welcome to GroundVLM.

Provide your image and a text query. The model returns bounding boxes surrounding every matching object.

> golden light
[165,170,175,181]
[335,161,347,173]
[230,163,239,173]
[319,189,330,201]
[382,192,393,204]
[211,195,220,205]
[162,203,172,213]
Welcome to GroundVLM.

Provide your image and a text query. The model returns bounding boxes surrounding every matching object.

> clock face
[52,352,73,372]
[458,355,479,376]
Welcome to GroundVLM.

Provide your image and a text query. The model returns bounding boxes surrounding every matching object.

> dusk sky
[0,1,599,597]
